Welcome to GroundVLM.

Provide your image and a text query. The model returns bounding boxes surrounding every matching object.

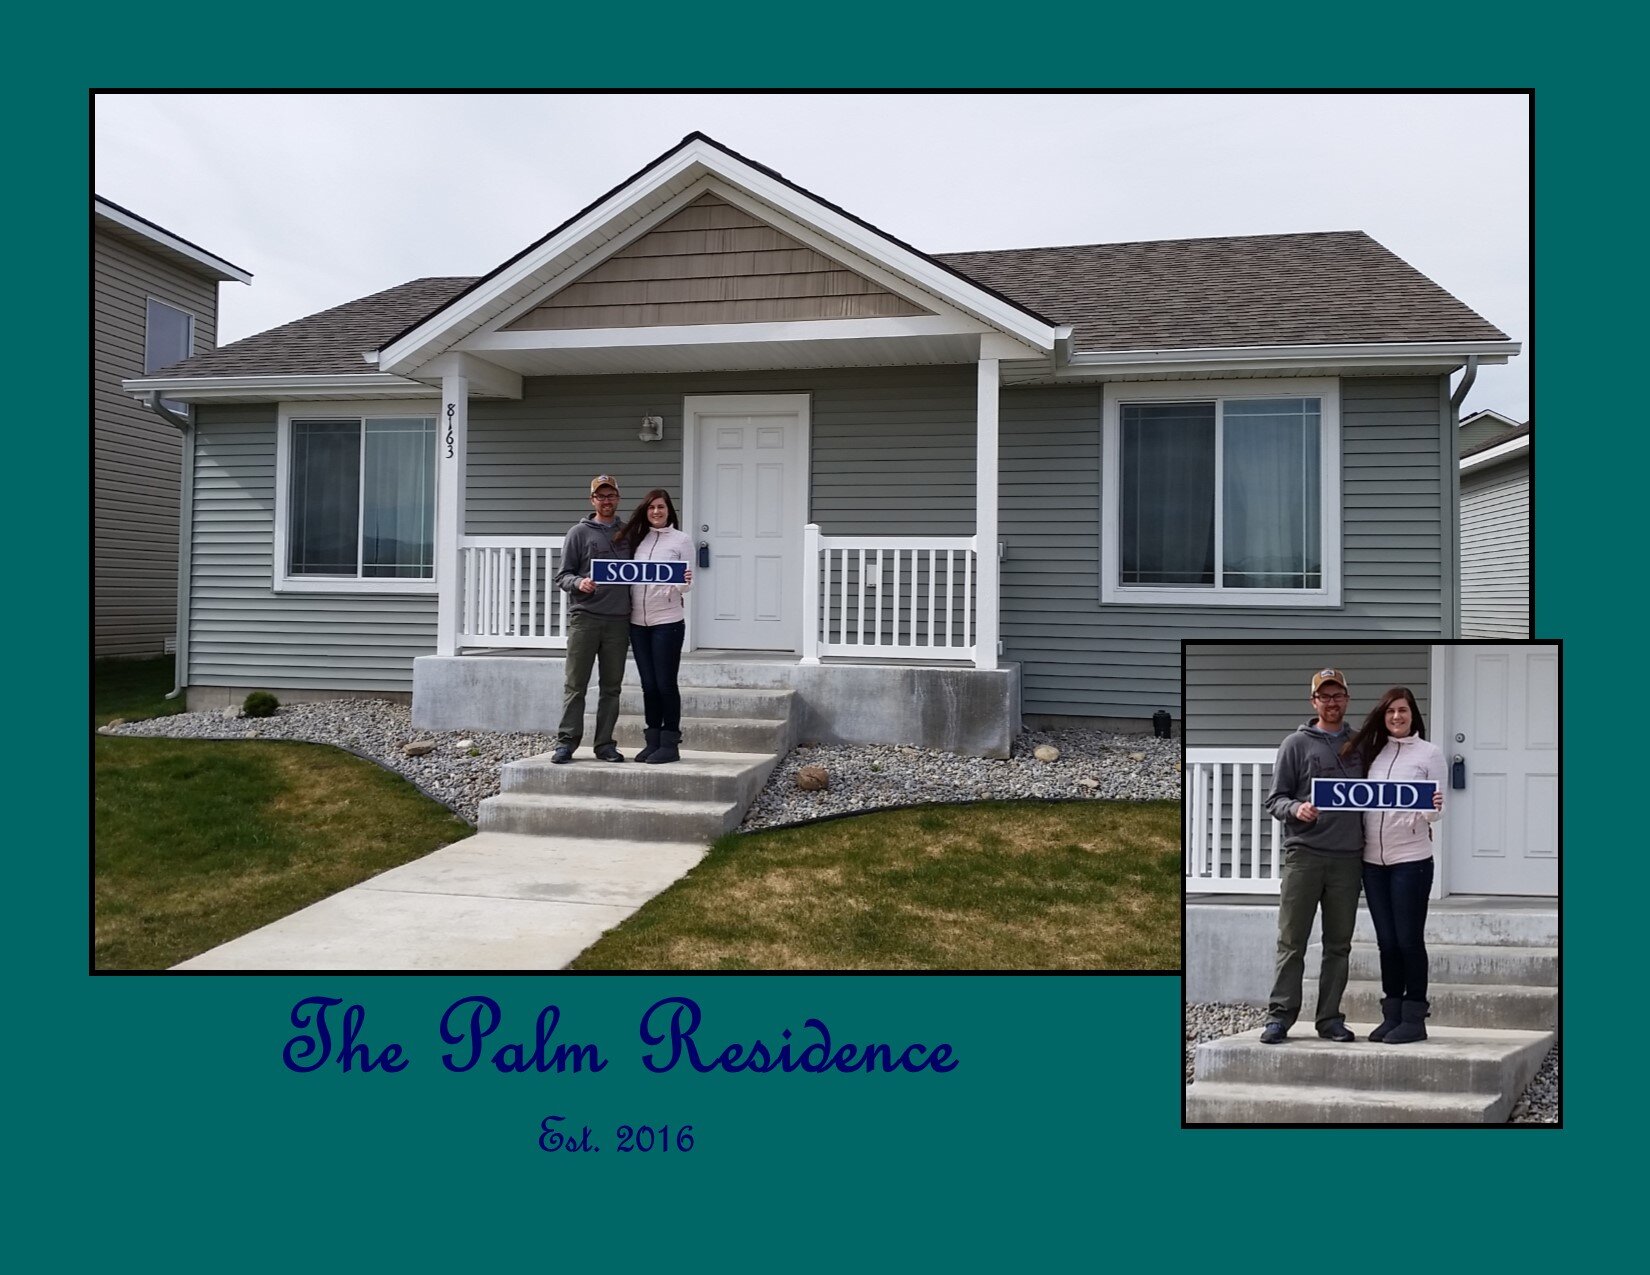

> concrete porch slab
[172,832,705,971]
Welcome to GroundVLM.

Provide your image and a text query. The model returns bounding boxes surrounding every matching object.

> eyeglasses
[592,492,619,500]
[1314,692,1348,703]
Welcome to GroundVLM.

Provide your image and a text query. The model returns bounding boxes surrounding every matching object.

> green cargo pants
[556,611,631,750]
[1267,846,1365,1030]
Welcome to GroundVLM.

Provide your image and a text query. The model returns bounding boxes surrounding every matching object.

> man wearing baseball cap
[1258,667,1368,1044]
[551,475,633,763]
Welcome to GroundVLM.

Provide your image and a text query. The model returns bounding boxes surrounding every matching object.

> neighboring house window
[275,403,438,593]
[145,297,194,415]
[1101,379,1341,607]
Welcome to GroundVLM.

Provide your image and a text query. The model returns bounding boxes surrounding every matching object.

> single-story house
[122,133,1518,755]
[94,196,251,657]
[1459,410,1532,638]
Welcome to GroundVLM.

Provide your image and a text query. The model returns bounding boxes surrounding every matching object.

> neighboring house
[1459,409,1532,638]
[122,134,1518,752]
[95,197,251,657]
[1183,642,1558,997]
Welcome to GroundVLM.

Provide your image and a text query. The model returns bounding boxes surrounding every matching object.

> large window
[275,405,438,593]
[1102,380,1340,607]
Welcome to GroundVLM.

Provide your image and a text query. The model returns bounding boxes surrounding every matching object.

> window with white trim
[1101,379,1341,607]
[275,404,438,593]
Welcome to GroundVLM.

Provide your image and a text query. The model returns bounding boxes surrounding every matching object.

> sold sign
[1312,778,1438,811]
[591,558,687,585]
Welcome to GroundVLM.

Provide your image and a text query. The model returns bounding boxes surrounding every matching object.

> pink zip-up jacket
[629,526,693,626]
[1362,734,1446,866]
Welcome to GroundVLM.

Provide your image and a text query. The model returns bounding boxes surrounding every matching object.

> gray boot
[1384,1000,1429,1045]
[646,729,681,765]
[635,726,661,763]
[1368,996,1403,1043]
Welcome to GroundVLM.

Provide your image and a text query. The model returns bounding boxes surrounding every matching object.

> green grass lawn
[93,659,471,970]
[570,799,1181,971]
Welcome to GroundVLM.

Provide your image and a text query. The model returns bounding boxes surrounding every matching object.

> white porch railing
[1186,748,1284,895]
[457,535,567,650]
[801,525,980,664]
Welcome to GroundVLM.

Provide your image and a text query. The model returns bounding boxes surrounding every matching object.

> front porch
[412,647,1021,758]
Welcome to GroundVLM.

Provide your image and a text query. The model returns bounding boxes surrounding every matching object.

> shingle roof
[936,231,1508,351]
[1460,421,1531,459]
[152,277,475,377]
[148,232,1508,380]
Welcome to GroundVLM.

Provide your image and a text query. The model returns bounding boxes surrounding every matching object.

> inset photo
[1183,642,1558,1125]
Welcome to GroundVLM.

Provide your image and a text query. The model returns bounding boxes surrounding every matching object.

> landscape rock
[402,740,438,757]
[796,764,830,792]
[222,706,241,721]
[1034,744,1060,763]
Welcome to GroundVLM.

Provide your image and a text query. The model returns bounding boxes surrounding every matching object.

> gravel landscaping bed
[1184,1003,1560,1124]
[101,699,1181,828]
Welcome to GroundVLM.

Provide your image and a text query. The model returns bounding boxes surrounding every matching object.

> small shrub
[242,691,280,719]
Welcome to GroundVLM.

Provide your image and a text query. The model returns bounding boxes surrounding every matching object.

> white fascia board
[1459,408,1523,429]
[95,199,253,283]
[121,372,437,401]
[1057,339,1519,380]
[460,314,990,354]
[1459,435,1531,473]
[379,138,1061,373]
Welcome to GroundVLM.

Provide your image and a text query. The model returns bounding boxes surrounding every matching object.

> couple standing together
[1262,668,1447,1046]
[551,474,692,767]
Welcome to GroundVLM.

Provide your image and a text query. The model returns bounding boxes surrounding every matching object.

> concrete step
[1193,1023,1552,1097]
[1351,906,1557,948]
[502,749,779,805]
[1303,978,1557,1030]
[555,713,791,754]
[1346,941,1557,987]
[614,685,795,720]
[1186,1080,1511,1124]
[479,791,743,842]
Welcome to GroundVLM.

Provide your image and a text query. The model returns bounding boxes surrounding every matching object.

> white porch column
[800,522,822,665]
[974,356,1000,671]
[435,374,469,656]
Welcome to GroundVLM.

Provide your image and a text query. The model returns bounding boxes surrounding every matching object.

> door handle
[1452,755,1466,790]
[697,542,710,569]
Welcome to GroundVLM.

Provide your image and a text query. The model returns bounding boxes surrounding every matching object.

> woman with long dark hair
[615,489,692,764]
[1342,686,1446,1044]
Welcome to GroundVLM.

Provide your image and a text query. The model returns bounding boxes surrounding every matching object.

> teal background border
[23,16,1629,1263]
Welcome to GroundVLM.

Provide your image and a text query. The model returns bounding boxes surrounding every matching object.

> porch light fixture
[639,415,664,442]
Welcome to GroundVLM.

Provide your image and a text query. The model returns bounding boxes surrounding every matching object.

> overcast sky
[94,92,1529,418]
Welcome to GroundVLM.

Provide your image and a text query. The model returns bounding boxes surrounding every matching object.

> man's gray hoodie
[1264,720,1366,854]
[556,516,633,618]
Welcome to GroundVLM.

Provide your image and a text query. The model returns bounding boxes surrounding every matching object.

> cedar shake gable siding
[505,194,930,330]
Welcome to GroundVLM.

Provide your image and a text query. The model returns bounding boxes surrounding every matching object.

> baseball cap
[1311,668,1349,695]
[589,474,620,495]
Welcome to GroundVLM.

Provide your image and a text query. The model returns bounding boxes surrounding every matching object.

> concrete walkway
[172,832,705,970]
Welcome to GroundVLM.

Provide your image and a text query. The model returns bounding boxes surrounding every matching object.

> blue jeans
[1362,857,1434,1002]
[630,621,685,732]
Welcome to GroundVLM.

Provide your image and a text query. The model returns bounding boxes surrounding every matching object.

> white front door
[685,393,808,651]
[1446,644,1559,895]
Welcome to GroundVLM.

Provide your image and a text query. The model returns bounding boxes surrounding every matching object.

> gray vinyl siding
[187,367,975,693]
[1000,376,1453,721]
[1184,643,1432,748]
[1459,416,1519,454]
[1460,459,1530,638]
[468,365,977,535]
[187,405,436,692]
[507,195,926,330]
[94,231,220,656]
